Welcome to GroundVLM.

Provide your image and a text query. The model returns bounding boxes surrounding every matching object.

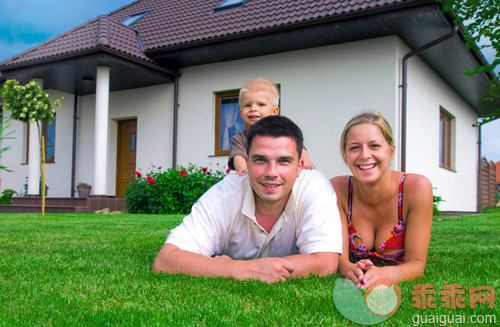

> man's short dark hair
[246,116,304,158]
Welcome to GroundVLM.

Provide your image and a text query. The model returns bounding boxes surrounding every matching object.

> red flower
[202,167,208,173]
[206,171,211,175]
[178,170,187,176]
[158,166,162,170]
[135,171,142,178]
[226,168,231,173]
[146,176,156,185]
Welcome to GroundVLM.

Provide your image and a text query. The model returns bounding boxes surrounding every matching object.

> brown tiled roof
[1,14,153,67]
[109,0,408,51]
[1,0,409,68]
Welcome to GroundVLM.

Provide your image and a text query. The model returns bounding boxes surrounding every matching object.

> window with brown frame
[214,85,281,156]
[214,90,245,156]
[25,116,56,164]
[439,108,454,169]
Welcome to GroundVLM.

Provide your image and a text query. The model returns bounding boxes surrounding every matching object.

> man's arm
[153,243,296,283]
[284,252,338,277]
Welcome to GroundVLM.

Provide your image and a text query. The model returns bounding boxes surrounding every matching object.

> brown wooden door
[116,119,137,197]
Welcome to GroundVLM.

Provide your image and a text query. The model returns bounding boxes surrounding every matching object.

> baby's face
[239,90,279,128]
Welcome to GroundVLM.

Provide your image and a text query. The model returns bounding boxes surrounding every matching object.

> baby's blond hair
[239,78,279,107]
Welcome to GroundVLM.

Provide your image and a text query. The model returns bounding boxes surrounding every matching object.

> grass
[0,211,499,326]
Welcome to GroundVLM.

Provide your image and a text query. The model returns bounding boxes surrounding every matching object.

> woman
[331,112,433,288]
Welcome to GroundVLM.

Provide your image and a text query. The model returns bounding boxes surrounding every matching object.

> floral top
[347,174,407,265]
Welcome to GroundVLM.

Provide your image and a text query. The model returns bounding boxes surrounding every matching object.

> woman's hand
[358,265,399,289]
[344,259,374,287]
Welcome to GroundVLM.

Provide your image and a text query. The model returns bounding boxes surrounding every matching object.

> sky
[0,0,499,163]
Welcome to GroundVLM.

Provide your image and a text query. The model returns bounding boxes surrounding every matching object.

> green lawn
[0,211,499,326]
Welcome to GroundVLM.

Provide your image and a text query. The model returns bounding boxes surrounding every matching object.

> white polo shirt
[165,169,342,259]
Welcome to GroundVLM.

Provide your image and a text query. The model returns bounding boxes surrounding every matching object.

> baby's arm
[233,156,248,175]
[301,148,315,169]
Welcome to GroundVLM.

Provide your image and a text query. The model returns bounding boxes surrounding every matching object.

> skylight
[215,0,245,11]
[122,11,150,26]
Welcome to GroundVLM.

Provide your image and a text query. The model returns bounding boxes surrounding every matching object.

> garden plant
[124,164,230,214]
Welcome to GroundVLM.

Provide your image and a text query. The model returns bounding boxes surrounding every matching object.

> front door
[116,119,137,197]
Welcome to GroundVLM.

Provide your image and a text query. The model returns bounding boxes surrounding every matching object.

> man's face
[246,135,303,209]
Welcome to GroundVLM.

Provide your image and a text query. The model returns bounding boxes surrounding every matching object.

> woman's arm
[330,177,367,284]
[360,174,433,286]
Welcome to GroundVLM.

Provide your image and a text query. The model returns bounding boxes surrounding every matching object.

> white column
[93,66,110,196]
[27,78,43,196]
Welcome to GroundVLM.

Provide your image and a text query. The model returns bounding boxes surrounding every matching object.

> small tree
[0,79,62,215]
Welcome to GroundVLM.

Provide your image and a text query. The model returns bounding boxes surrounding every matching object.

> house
[0,0,498,212]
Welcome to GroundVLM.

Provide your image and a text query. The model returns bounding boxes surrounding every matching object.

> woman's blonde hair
[340,111,394,162]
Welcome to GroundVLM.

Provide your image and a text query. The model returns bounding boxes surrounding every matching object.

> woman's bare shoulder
[330,175,350,195]
[404,173,432,191]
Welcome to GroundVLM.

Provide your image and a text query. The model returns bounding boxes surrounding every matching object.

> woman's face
[344,123,395,183]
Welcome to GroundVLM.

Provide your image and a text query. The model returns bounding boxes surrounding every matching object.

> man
[153,116,342,283]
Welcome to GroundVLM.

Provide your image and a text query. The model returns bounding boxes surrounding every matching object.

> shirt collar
[240,176,298,221]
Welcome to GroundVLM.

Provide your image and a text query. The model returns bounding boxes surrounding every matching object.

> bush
[0,189,18,204]
[482,206,500,214]
[124,164,230,214]
[433,188,445,216]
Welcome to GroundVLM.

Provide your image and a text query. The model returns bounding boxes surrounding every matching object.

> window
[25,117,56,164]
[43,117,56,163]
[439,108,454,169]
[214,85,281,156]
[214,90,245,156]
[122,11,150,26]
[215,0,245,11]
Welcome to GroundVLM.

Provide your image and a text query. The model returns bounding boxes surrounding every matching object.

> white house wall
[0,117,29,195]
[0,91,75,197]
[0,35,480,212]
[176,36,401,177]
[404,47,478,212]
[76,84,175,196]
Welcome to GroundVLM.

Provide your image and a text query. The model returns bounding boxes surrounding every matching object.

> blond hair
[340,111,394,162]
[239,78,279,107]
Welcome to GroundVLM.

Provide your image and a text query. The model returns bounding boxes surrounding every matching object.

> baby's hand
[236,169,248,176]
[302,160,315,170]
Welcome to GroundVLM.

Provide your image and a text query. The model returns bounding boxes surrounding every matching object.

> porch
[0,196,127,214]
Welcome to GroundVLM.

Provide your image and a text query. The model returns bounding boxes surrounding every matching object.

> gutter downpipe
[401,26,458,172]
[172,75,179,168]
[71,94,78,197]
[477,123,481,212]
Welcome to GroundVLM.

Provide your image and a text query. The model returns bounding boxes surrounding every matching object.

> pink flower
[178,170,187,176]
[135,171,142,178]
[146,176,156,185]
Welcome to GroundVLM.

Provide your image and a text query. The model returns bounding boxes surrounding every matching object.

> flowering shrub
[124,164,230,214]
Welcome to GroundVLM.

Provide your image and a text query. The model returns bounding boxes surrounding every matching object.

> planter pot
[77,185,92,198]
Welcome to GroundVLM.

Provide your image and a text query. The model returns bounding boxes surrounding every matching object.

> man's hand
[154,244,296,283]
[239,257,295,283]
